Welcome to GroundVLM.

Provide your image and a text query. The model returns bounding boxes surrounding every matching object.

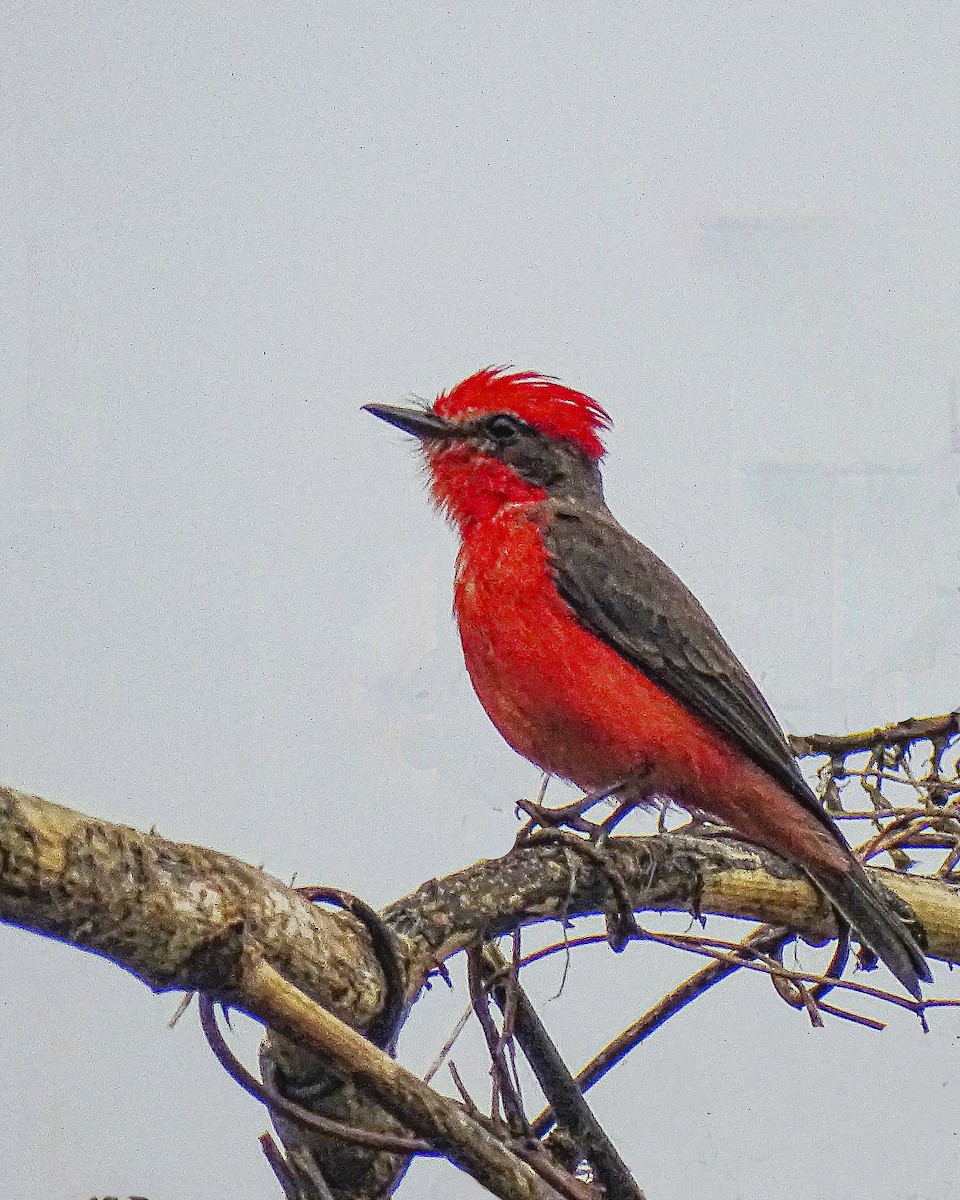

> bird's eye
[487,414,521,442]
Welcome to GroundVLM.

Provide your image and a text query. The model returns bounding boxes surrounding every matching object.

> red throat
[426,443,547,529]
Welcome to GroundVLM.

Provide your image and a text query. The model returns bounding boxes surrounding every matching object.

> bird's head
[364,368,610,529]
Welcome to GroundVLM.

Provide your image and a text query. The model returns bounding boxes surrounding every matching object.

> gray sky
[2,4,959,1198]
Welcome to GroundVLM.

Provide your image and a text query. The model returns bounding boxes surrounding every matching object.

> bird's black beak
[362,403,453,441]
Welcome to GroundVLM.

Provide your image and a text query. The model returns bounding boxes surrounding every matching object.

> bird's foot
[591,798,643,847]
[513,796,595,844]
[514,776,644,845]
[514,794,604,843]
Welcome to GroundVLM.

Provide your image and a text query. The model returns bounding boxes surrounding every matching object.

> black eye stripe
[486,414,522,441]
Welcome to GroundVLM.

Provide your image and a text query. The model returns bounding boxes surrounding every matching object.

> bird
[364,367,930,997]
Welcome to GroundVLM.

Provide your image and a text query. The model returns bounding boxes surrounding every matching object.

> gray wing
[542,502,824,819]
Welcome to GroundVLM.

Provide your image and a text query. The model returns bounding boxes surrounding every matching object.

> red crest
[434,367,611,461]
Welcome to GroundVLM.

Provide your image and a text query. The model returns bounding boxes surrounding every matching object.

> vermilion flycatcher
[365,367,929,996]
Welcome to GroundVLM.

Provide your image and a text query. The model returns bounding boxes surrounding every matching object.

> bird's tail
[816,861,931,998]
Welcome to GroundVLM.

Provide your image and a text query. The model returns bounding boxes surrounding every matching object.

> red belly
[453,507,736,797]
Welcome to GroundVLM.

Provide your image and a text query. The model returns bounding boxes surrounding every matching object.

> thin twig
[482,944,647,1200]
[199,994,433,1156]
[297,884,407,1051]
[531,925,789,1137]
[503,929,525,1114]
[520,923,960,1034]
[511,1142,601,1200]
[766,927,850,1011]
[789,712,960,757]
[644,930,934,1015]
[814,1002,885,1031]
[259,1132,322,1200]
[467,945,528,1134]
[422,1001,474,1084]
[167,991,194,1028]
[856,812,935,862]
[448,1062,483,1118]
[833,767,943,790]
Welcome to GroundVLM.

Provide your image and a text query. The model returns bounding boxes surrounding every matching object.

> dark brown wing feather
[542,502,828,827]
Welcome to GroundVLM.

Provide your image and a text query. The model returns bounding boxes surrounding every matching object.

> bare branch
[0,785,386,1024]
[385,829,960,983]
[466,945,529,1134]
[789,711,960,757]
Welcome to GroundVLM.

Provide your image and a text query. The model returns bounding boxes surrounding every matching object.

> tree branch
[3,779,960,1198]
[0,785,386,1023]
[788,711,959,757]
[384,828,960,984]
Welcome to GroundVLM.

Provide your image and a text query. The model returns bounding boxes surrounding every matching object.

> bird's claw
[514,795,600,844]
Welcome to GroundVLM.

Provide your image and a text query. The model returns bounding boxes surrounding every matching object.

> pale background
[3,4,960,1198]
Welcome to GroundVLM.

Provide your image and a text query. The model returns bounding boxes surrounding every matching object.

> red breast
[453,503,736,796]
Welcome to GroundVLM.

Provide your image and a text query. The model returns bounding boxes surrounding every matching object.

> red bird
[365,367,929,996]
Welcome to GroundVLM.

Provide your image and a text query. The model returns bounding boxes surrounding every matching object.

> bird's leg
[517,773,657,845]
[592,799,640,847]
[673,811,738,841]
[514,765,656,948]
[589,760,659,847]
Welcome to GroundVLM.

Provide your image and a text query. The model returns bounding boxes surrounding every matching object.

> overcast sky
[3,5,960,1198]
